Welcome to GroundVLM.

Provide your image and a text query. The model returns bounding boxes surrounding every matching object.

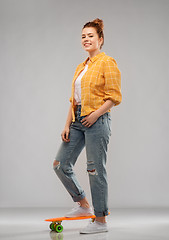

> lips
[84,43,91,47]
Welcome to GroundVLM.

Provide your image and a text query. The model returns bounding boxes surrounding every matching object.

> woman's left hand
[81,112,99,128]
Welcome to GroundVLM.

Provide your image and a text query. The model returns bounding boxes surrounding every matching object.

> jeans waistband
[75,105,81,112]
[75,105,111,122]
[75,105,86,122]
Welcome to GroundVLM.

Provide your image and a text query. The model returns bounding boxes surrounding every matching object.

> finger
[61,132,67,142]
[81,119,88,125]
[82,121,88,126]
[66,131,70,140]
[61,134,64,141]
[81,118,86,123]
[61,133,65,141]
[63,137,69,142]
[84,122,91,127]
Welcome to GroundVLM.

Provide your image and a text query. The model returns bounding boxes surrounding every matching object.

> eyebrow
[82,33,94,36]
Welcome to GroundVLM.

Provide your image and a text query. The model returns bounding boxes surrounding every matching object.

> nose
[83,36,90,41]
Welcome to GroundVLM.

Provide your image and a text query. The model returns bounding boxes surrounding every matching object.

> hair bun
[92,18,104,31]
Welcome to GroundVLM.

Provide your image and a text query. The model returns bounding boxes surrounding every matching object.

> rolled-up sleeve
[103,58,122,106]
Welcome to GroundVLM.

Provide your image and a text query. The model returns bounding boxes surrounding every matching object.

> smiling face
[81,27,103,54]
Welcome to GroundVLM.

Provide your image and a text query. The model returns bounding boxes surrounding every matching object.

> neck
[88,49,101,59]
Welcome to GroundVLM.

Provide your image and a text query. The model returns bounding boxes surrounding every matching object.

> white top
[74,64,88,105]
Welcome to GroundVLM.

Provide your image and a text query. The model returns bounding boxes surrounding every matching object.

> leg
[53,122,86,202]
[85,113,111,222]
[53,158,90,207]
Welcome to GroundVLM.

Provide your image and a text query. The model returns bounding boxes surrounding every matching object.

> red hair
[83,18,104,49]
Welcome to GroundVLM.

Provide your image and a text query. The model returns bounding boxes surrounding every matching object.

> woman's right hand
[61,126,70,142]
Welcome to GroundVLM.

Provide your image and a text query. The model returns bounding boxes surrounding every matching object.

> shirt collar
[83,52,105,66]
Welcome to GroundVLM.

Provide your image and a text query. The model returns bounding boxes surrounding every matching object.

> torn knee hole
[87,169,98,175]
[53,160,60,169]
[88,169,95,172]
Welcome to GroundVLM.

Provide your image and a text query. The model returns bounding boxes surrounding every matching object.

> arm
[61,103,73,142]
[94,99,115,117]
[81,100,114,127]
[103,58,122,105]
[81,57,121,128]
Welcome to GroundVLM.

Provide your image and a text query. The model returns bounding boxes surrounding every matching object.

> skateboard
[45,212,110,233]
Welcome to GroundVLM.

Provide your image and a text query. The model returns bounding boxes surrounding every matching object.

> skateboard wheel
[55,224,63,233]
[49,223,53,230]
[50,223,56,231]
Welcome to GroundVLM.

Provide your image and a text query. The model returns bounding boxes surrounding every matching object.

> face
[81,27,103,53]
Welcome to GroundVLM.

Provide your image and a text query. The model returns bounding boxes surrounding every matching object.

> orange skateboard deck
[45,213,110,233]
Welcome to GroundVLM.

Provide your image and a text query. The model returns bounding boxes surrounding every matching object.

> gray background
[0,0,169,208]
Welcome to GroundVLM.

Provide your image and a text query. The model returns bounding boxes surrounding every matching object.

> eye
[82,36,85,39]
[89,35,93,38]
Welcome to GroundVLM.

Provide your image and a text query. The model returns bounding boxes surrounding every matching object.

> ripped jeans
[53,105,111,217]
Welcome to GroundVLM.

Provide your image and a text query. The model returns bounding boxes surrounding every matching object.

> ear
[99,37,103,47]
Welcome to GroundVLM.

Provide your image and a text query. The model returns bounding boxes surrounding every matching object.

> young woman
[53,18,122,234]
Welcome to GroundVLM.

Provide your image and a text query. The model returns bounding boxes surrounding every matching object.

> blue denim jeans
[53,105,111,217]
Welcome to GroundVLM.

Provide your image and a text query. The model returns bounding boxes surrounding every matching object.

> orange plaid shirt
[70,52,122,122]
